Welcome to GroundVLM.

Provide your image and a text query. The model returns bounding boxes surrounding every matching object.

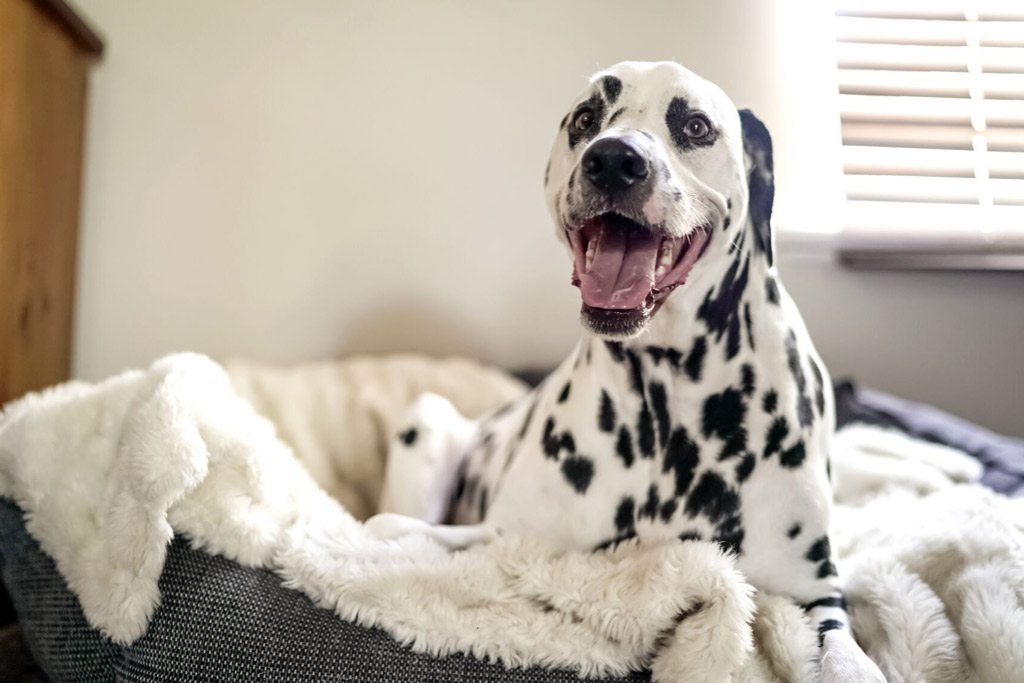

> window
[833,0,1024,267]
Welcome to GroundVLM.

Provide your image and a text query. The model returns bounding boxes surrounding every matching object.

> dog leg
[376,392,476,522]
[799,594,884,683]
[783,562,886,683]
[367,393,496,549]
[364,513,496,550]
[745,509,886,681]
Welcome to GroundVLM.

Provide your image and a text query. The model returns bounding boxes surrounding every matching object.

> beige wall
[779,247,1024,438]
[72,0,1023,436]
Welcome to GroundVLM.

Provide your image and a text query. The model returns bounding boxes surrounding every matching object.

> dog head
[545,61,775,339]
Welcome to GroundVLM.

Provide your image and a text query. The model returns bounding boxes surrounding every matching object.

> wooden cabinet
[0,0,101,405]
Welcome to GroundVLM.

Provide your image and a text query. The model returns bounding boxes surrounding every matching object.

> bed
[1,356,1021,683]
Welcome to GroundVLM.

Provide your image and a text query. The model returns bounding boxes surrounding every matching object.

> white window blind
[834,0,1024,258]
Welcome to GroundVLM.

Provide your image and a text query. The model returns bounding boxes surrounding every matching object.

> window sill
[777,228,1024,272]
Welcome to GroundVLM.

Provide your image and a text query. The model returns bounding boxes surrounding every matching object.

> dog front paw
[365,512,422,541]
[365,513,497,550]
[820,632,886,683]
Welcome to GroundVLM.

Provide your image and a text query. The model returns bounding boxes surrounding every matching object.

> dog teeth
[585,238,597,270]
[655,240,674,279]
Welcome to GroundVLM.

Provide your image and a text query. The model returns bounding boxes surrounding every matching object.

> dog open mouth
[566,213,711,335]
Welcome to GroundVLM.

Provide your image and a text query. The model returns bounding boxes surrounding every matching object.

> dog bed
[1,354,1022,682]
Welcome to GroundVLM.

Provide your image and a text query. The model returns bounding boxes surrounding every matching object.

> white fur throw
[0,354,1021,682]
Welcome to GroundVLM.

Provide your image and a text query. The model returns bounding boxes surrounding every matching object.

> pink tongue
[579,223,660,310]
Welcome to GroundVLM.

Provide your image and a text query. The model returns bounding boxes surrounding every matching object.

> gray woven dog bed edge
[0,500,650,683]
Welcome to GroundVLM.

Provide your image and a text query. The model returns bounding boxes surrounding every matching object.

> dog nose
[581,138,649,193]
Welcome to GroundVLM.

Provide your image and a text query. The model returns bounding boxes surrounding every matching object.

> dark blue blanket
[834,380,1024,497]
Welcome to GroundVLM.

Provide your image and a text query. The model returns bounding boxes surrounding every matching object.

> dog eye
[684,115,710,139]
[572,109,595,132]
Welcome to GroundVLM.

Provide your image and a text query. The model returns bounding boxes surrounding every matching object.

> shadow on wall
[337,299,491,361]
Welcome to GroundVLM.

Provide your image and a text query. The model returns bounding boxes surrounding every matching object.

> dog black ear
[739,109,774,266]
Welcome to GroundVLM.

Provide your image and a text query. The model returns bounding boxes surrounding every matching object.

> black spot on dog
[714,515,745,556]
[684,336,707,381]
[740,109,775,266]
[650,382,670,448]
[762,389,778,414]
[726,315,742,361]
[787,522,802,539]
[639,484,661,520]
[672,189,683,201]
[697,255,750,361]
[786,331,815,428]
[646,346,666,364]
[735,453,755,483]
[660,498,678,522]
[702,388,746,441]
[806,536,831,563]
[607,107,625,126]
[478,487,489,519]
[626,350,645,397]
[810,357,825,416]
[719,429,747,461]
[637,404,655,458]
[542,417,559,459]
[744,303,755,351]
[664,427,699,496]
[804,596,847,612]
[780,441,806,468]
[559,113,569,130]
[727,198,733,210]
[665,97,719,150]
[594,531,637,552]
[665,348,683,369]
[605,340,626,362]
[679,530,703,542]
[560,432,577,456]
[601,75,623,104]
[399,427,418,446]
[763,416,789,459]
[568,92,606,150]
[817,560,838,579]
[558,382,571,403]
[685,471,739,524]
[599,390,616,432]
[797,396,814,428]
[765,276,780,305]
[561,455,595,494]
[616,426,635,468]
[817,619,844,647]
[785,329,808,389]
[615,496,636,534]
[741,364,755,397]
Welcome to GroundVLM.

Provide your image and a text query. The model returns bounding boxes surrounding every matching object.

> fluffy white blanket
[0,354,1021,682]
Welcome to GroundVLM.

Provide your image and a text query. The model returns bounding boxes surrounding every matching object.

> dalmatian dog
[369,61,885,682]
